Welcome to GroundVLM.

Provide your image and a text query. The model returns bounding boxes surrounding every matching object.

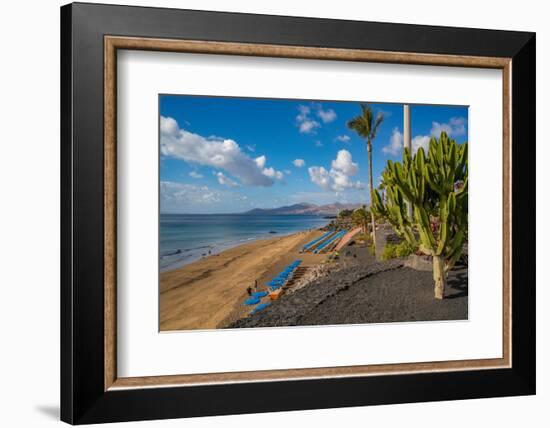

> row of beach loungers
[313,230,347,253]
[241,229,354,317]
[301,229,348,254]
[243,260,302,315]
[301,230,333,252]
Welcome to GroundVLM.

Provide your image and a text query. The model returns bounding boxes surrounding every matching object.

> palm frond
[347,116,368,138]
[372,112,385,139]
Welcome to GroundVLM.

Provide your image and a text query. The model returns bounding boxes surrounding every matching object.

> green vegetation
[347,105,385,251]
[372,132,468,299]
[337,209,354,218]
[351,206,371,234]
[354,232,372,244]
[381,241,418,260]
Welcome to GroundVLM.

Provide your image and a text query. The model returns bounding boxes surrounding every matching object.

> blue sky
[160,95,468,214]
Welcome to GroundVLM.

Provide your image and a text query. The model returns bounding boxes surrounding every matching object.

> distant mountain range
[242,202,362,216]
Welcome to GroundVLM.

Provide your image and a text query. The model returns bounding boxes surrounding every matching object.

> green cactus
[372,132,468,299]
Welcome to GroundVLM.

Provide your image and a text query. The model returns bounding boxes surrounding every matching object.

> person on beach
[246,280,259,296]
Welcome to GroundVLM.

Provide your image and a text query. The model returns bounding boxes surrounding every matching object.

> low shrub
[381,241,417,260]
[354,232,372,244]
[381,244,397,260]
[395,241,417,257]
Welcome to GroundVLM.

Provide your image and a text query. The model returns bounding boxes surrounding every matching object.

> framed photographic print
[60,2,536,424]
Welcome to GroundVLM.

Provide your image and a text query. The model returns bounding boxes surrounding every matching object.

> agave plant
[372,132,468,299]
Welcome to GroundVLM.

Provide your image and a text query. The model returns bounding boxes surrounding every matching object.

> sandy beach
[160,229,327,331]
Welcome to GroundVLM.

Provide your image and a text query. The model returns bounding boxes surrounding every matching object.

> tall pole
[403,104,413,219]
[367,140,376,250]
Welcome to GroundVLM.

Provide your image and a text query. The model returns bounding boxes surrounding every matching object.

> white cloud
[293,159,305,167]
[246,144,256,152]
[308,150,363,192]
[298,119,320,134]
[449,117,467,133]
[297,104,310,119]
[382,127,403,156]
[430,116,467,138]
[381,127,450,156]
[335,135,351,143]
[412,135,431,153]
[295,105,320,134]
[160,116,281,187]
[308,166,332,190]
[215,171,240,188]
[295,103,337,133]
[160,181,250,213]
[161,181,221,207]
[262,167,284,180]
[330,169,363,192]
[407,117,467,156]
[160,116,179,136]
[317,108,337,123]
[254,155,266,169]
[331,150,358,176]
[430,122,452,137]
[284,169,292,175]
[189,171,203,179]
[254,156,284,180]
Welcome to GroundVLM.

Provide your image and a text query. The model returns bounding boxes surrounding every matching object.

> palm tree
[351,206,370,235]
[347,104,384,251]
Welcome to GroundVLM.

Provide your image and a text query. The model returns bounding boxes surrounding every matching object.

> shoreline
[160,228,322,274]
[159,229,327,331]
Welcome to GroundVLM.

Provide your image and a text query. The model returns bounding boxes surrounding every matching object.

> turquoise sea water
[160,214,330,272]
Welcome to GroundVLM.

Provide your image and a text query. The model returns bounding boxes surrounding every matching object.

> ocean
[160,213,330,272]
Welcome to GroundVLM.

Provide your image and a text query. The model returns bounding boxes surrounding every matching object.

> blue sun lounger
[265,259,303,291]
[313,230,346,253]
[252,291,268,298]
[244,296,261,305]
[251,302,271,315]
[301,231,333,252]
